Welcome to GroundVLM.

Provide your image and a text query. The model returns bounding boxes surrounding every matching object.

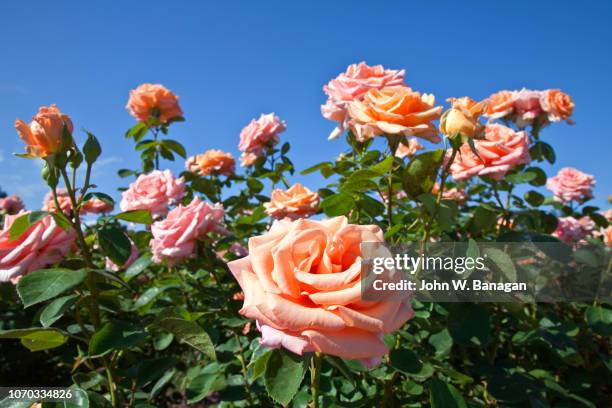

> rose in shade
[432,182,467,204]
[105,239,138,272]
[395,138,424,159]
[264,183,320,220]
[150,197,224,265]
[238,113,286,162]
[186,150,235,177]
[15,104,73,158]
[227,217,414,362]
[42,189,73,213]
[546,167,595,204]
[126,83,183,123]
[0,195,25,215]
[120,170,185,218]
[0,212,75,283]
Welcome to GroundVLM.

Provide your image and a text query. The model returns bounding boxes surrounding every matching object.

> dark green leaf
[10,211,48,241]
[40,294,79,327]
[585,306,612,336]
[429,378,466,408]
[161,139,186,158]
[17,268,88,308]
[390,348,422,374]
[114,209,153,224]
[402,149,444,198]
[320,192,355,216]
[98,225,131,265]
[0,327,68,352]
[125,255,152,280]
[152,317,216,360]
[264,349,308,406]
[89,320,147,357]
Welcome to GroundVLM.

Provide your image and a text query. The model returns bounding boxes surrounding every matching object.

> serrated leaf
[17,268,88,308]
[153,317,216,360]
[264,349,307,406]
[40,294,79,327]
[89,320,146,357]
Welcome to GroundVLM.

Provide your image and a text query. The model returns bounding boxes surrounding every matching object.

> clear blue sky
[1,1,610,210]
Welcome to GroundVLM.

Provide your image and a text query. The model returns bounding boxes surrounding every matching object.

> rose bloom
[240,152,259,167]
[0,212,75,283]
[150,197,224,265]
[395,138,424,159]
[449,124,530,181]
[439,97,487,138]
[552,216,588,243]
[601,226,612,247]
[321,62,405,140]
[546,167,595,204]
[238,113,286,159]
[0,195,25,215]
[228,217,414,363]
[484,90,517,119]
[347,86,442,143]
[540,89,574,124]
[126,83,183,123]
[120,170,185,218]
[264,183,320,220]
[513,89,544,128]
[42,189,73,213]
[15,104,73,158]
[603,209,612,223]
[105,239,138,272]
[186,150,235,177]
[81,198,114,214]
[431,182,467,204]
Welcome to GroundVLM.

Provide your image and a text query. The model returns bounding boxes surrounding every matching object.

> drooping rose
[14,104,73,158]
[186,150,235,177]
[321,62,405,140]
[431,182,467,204]
[105,239,138,272]
[439,97,487,138]
[238,113,286,161]
[0,195,25,215]
[126,83,183,123]
[0,212,75,283]
[484,90,517,119]
[150,197,224,265]
[395,138,424,159]
[346,86,442,142]
[120,170,185,218]
[552,216,588,243]
[546,167,595,204]
[264,183,320,220]
[227,217,414,362]
[540,89,574,124]
[449,124,530,181]
[42,189,73,213]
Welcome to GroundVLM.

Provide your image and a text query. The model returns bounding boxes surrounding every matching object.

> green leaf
[83,192,115,206]
[0,327,68,352]
[89,320,147,357]
[465,239,480,275]
[264,349,308,406]
[429,378,466,408]
[402,149,444,198]
[585,306,612,336]
[114,209,153,224]
[17,268,88,308]
[320,192,355,216]
[249,348,272,381]
[368,155,394,174]
[153,317,216,360]
[325,355,356,385]
[9,211,48,241]
[98,225,131,265]
[125,254,152,281]
[341,169,379,193]
[50,211,72,231]
[389,348,422,374]
[125,122,149,141]
[448,304,490,345]
[525,167,547,186]
[83,131,102,164]
[506,171,537,184]
[118,168,137,178]
[428,329,453,356]
[524,190,545,207]
[300,162,333,176]
[161,139,187,158]
[186,371,224,404]
[483,247,517,282]
[40,294,79,327]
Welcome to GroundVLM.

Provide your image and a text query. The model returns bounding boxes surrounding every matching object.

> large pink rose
[150,197,224,265]
[120,170,185,218]
[321,62,405,139]
[238,113,286,163]
[546,167,595,204]
[0,212,75,283]
[0,195,25,215]
[449,124,530,181]
[227,217,414,362]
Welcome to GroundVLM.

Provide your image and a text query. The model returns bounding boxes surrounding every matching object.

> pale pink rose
[240,152,259,167]
[546,167,595,204]
[395,139,424,159]
[432,183,467,204]
[120,170,185,218]
[578,216,596,234]
[264,183,320,220]
[227,217,414,362]
[449,124,530,181]
[150,197,224,265]
[603,209,612,223]
[105,239,138,272]
[0,212,75,283]
[321,62,405,139]
[0,195,25,215]
[552,216,588,243]
[238,113,286,159]
[42,189,73,213]
[513,89,544,128]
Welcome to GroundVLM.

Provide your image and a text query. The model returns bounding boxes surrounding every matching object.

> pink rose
[546,167,595,204]
[540,89,574,124]
[238,113,286,160]
[449,124,530,181]
[120,170,185,218]
[227,217,414,362]
[150,197,224,265]
[0,212,75,283]
[105,239,138,272]
[0,195,25,215]
[431,183,467,204]
[42,189,73,213]
[81,198,114,214]
[321,62,405,139]
[602,226,612,247]
[552,216,588,243]
[240,152,259,167]
[513,89,544,128]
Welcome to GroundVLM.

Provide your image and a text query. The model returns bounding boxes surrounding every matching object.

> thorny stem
[233,332,254,405]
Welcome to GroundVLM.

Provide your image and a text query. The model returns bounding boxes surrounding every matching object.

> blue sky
[1,1,610,210]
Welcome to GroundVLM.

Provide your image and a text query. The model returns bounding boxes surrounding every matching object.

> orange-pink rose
[432,182,467,204]
[120,170,185,218]
[395,138,424,159]
[42,189,73,213]
[15,104,73,158]
[484,90,517,119]
[264,183,320,220]
[126,83,183,123]
[227,217,414,362]
[540,89,575,123]
[552,216,589,243]
[81,198,114,214]
[0,195,25,215]
[546,167,595,204]
[321,62,405,140]
[449,124,530,181]
[185,150,235,177]
[0,212,75,283]
[150,197,224,265]
[238,113,286,164]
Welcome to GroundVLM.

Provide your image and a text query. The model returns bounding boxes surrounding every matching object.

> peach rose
[240,152,259,167]
[120,170,185,218]
[105,239,138,272]
[552,216,588,243]
[321,62,405,140]
[432,183,467,204]
[395,138,424,159]
[264,183,320,220]
[238,113,286,160]
[540,89,574,123]
[449,124,530,181]
[546,167,595,204]
[602,226,612,247]
[227,217,414,362]
[0,195,25,215]
[484,90,517,119]
[15,104,73,158]
[347,86,442,143]
[0,212,75,283]
[439,97,487,138]
[126,83,183,123]
[42,189,73,213]
[81,198,114,214]
[150,197,224,265]
[186,150,235,177]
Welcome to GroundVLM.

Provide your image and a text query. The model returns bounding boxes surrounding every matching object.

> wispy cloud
[96,156,123,168]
